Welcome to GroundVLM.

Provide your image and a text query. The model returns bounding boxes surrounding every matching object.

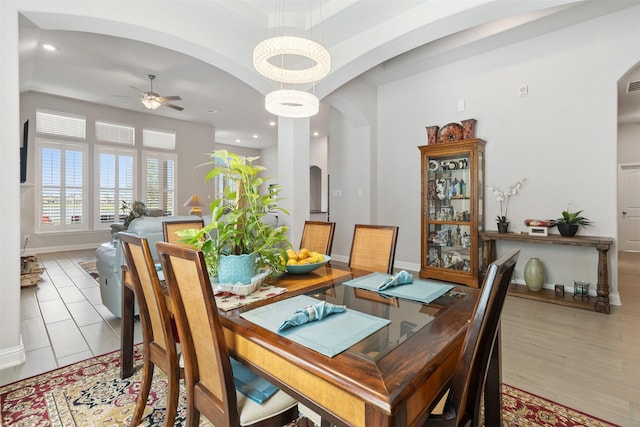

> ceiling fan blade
[157,95,182,102]
[112,94,138,99]
[163,103,184,111]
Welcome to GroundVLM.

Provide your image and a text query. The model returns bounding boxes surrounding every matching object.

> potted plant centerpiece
[182,150,291,284]
[550,209,593,237]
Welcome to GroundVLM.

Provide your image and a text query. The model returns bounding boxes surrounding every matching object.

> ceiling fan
[130,74,184,111]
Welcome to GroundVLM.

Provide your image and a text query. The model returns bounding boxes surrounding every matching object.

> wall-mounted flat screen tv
[20,120,28,183]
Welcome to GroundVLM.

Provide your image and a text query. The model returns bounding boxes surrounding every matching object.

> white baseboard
[24,242,100,255]
[0,336,25,370]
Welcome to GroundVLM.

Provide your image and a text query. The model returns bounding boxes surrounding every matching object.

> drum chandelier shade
[265,89,319,118]
[253,36,331,84]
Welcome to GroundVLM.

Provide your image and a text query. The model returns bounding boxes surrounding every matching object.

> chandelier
[253,36,330,84]
[265,89,319,118]
[253,1,329,118]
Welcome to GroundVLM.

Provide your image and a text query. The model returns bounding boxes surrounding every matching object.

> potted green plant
[120,200,148,227]
[182,150,292,283]
[550,209,593,237]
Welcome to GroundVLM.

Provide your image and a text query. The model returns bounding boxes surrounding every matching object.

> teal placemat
[230,357,279,404]
[343,272,454,304]
[241,295,390,357]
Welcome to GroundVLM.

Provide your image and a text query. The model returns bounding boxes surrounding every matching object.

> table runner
[343,272,454,304]
[241,295,390,357]
[157,269,286,311]
[214,285,287,311]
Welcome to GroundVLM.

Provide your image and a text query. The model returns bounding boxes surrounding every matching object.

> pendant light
[253,1,329,118]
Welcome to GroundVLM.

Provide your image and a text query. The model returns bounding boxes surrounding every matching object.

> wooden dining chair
[348,224,399,274]
[162,219,205,248]
[156,242,299,427]
[422,249,520,427]
[300,220,336,254]
[119,233,183,427]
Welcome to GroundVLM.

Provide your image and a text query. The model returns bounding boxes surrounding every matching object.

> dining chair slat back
[300,221,336,255]
[162,219,205,249]
[156,242,298,427]
[119,233,182,427]
[348,224,399,274]
[424,249,520,427]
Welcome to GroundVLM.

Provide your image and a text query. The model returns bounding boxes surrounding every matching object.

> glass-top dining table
[119,263,502,427]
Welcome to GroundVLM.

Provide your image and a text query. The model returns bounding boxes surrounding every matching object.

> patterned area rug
[79,260,99,282]
[0,346,619,427]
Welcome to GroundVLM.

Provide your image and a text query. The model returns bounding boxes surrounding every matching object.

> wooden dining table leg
[484,324,503,426]
[120,278,135,379]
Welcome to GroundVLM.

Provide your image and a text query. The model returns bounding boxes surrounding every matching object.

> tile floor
[1,249,141,386]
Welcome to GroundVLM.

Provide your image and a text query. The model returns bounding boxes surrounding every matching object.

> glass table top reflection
[305,282,465,361]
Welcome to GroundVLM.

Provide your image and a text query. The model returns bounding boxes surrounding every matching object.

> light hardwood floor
[1,249,638,426]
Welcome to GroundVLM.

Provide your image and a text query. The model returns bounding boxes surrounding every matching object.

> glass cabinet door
[425,153,472,272]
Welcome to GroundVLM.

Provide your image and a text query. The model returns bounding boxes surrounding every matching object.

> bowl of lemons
[285,248,330,274]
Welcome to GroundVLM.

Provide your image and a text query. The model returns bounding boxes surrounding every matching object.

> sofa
[96,215,201,317]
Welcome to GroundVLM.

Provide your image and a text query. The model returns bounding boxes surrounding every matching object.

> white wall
[329,7,640,304]
[325,78,378,258]
[1,1,25,367]
[310,135,328,213]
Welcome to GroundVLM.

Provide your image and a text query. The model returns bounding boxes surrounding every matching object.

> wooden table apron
[119,264,490,427]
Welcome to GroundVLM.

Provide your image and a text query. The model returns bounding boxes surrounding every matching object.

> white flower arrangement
[487,178,526,223]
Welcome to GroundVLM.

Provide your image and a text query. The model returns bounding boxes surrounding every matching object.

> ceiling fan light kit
[253,36,330,84]
[141,95,161,110]
[265,89,319,118]
[138,74,183,111]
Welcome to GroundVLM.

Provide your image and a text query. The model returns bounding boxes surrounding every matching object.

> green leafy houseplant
[182,150,292,277]
[121,200,147,227]
[550,209,593,237]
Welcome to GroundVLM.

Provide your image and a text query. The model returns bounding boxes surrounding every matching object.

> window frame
[35,139,89,234]
[94,144,138,229]
[141,150,177,216]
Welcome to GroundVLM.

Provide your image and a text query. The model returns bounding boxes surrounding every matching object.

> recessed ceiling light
[235,139,241,143]
[207,109,218,113]
[42,44,56,51]
[252,134,258,139]
[269,121,276,126]
[313,131,319,136]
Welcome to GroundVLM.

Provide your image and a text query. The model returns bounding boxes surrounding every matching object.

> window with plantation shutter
[142,150,176,215]
[37,140,87,232]
[96,121,135,145]
[35,110,88,233]
[95,145,136,227]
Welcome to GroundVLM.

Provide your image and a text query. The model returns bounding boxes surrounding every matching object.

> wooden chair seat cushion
[237,388,297,426]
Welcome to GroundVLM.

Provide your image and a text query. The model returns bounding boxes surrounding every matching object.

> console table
[479,231,614,314]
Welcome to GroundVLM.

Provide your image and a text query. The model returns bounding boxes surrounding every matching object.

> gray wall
[20,91,216,253]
